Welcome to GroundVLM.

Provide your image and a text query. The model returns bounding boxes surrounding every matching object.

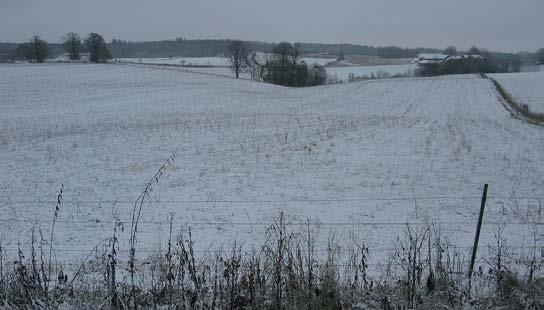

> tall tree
[289,43,302,86]
[272,42,295,86]
[537,48,544,65]
[62,33,82,60]
[28,35,48,63]
[261,42,325,87]
[85,33,111,63]
[308,65,327,86]
[227,40,249,78]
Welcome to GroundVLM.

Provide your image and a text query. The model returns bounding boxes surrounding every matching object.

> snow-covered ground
[117,56,336,68]
[490,71,544,113]
[116,58,417,83]
[116,56,335,80]
[326,63,418,81]
[117,57,231,67]
[0,63,542,267]
[300,57,337,66]
[181,66,251,79]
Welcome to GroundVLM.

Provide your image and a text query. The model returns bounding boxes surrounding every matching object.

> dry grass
[485,74,544,125]
[1,159,542,309]
[1,213,542,309]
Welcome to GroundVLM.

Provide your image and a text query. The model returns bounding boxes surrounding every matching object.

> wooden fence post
[468,183,488,295]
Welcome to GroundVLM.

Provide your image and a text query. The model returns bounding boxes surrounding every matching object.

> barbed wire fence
[0,194,542,266]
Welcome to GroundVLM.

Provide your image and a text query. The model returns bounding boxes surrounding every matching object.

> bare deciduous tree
[247,52,263,81]
[273,42,295,85]
[260,42,326,87]
[85,33,111,63]
[29,35,48,63]
[227,40,249,78]
[62,33,82,60]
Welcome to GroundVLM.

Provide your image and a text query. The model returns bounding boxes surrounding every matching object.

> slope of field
[490,71,544,113]
[116,56,337,81]
[0,64,542,267]
[116,58,416,83]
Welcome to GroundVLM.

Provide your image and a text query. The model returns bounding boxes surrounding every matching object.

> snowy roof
[416,54,484,66]
[418,53,450,61]
[448,54,484,60]
[419,59,445,65]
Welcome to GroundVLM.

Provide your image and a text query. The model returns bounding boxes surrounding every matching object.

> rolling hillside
[0,64,542,266]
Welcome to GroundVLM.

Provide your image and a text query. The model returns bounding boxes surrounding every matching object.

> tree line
[2,36,542,69]
[109,38,272,59]
[227,41,326,87]
[0,38,462,61]
[106,39,441,59]
[11,33,111,63]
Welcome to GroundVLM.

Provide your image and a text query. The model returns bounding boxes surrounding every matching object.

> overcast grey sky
[0,0,542,52]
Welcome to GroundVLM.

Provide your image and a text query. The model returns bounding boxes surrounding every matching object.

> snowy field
[0,63,543,268]
[116,58,417,83]
[117,57,231,66]
[182,66,251,79]
[116,56,335,80]
[490,71,544,113]
[117,56,336,68]
[300,57,337,66]
[326,63,417,81]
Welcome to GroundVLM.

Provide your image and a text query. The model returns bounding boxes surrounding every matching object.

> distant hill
[296,43,439,59]
[107,39,440,59]
[1,38,441,60]
[1,38,530,67]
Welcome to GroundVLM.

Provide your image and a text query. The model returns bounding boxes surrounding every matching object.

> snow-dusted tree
[85,33,111,63]
[62,32,82,60]
[227,40,249,78]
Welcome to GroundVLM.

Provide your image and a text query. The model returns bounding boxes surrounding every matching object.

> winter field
[490,71,544,113]
[0,63,543,271]
[117,57,231,67]
[325,63,418,81]
[117,56,336,67]
[116,57,417,82]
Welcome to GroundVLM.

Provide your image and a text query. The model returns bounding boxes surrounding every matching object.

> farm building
[416,53,485,75]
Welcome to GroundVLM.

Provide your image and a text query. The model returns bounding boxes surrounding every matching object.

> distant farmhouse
[416,53,484,75]
[417,53,450,66]
[416,53,483,68]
